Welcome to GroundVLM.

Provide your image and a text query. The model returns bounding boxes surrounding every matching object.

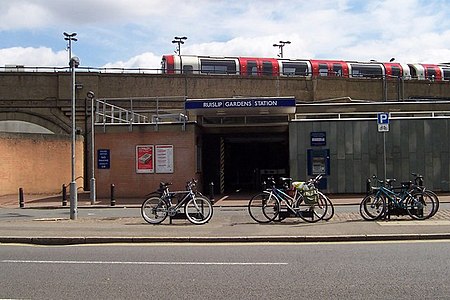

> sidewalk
[1,192,450,245]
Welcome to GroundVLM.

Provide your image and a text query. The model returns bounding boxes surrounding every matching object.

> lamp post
[273,40,291,58]
[172,36,187,55]
[87,91,96,205]
[64,31,79,220]
[69,56,80,220]
[63,32,78,63]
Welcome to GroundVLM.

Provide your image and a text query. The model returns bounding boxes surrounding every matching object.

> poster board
[136,145,154,173]
[155,145,174,173]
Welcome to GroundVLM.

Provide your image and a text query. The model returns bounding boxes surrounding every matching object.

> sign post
[377,113,389,181]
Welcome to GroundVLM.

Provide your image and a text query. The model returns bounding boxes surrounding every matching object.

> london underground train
[162,54,450,81]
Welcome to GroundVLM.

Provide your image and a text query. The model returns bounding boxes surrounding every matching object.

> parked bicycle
[248,174,330,223]
[141,179,213,225]
[410,173,440,217]
[360,174,436,221]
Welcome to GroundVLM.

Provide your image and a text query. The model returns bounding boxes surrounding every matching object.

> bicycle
[360,175,436,221]
[141,179,213,225]
[248,174,328,223]
[409,173,440,217]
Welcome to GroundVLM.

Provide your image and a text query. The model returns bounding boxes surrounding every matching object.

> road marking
[1,259,287,266]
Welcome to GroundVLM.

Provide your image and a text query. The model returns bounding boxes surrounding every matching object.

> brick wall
[94,123,200,198]
[0,133,84,195]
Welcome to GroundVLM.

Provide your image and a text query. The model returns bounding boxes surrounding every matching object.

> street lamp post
[273,40,291,58]
[63,32,78,63]
[172,36,187,55]
[87,91,96,205]
[69,56,80,220]
[64,31,79,220]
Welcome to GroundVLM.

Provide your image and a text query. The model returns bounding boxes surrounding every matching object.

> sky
[0,0,449,70]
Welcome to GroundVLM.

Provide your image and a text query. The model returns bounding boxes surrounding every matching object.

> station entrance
[186,96,296,196]
[202,132,289,194]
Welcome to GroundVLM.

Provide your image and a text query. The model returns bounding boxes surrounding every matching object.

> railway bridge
[1,70,450,197]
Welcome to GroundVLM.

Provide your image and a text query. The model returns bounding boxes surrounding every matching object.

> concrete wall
[94,123,200,198]
[289,118,450,193]
[0,133,84,195]
[1,72,449,104]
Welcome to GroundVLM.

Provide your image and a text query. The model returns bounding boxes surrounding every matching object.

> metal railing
[95,96,188,131]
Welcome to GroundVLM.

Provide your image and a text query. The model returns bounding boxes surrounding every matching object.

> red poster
[136,145,154,173]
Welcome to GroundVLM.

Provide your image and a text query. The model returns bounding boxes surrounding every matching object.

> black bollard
[366,178,371,195]
[62,184,67,206]
[110,184,116,206]
[19,187,24,208]
[209,181,215,205]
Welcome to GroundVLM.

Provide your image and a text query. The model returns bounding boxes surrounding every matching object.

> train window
[262,61,273,76]
[282,62,308,76]
[200,59,237,74]
[247,61,258,76]
[443,68,450,80]
[409,66,417,78]
[391,66,401,77]
[333,64,342,76]
[319,64,328,76]
[351,64,382,78]
[182,65,193,74]
[425,67,436,80]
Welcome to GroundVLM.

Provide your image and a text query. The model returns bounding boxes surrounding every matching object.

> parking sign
[377,113,389,132]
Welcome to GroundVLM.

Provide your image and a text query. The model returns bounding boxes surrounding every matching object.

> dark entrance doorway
[202,133,289,194]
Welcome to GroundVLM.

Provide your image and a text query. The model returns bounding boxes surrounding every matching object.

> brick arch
[0,110,70,135]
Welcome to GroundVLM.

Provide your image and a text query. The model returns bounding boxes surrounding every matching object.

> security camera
[87,91,95,99]
[69,56,80,68]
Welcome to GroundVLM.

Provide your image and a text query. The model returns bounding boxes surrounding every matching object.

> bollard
[209,181,215,205]
[19,187,24,208]
[110,183,116,206]
[366,178,371,195]
[62,184,67,206]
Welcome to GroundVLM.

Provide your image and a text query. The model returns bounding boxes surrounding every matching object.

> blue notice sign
[311,132,326,146]
[377,113,389,124]
[185,97,296,110]
[97,149,110,169]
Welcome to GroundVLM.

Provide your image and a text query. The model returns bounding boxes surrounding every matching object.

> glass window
[409,66,417,78]
[426,67,436,80]
[282,62,308,76]
[351,64,382,78]
[332,64,342,76]
[319,63,328,76]
[200,60,237,74]
[262,62,273,76]
[443,68,450,80]
[391,66,401,77]
[247,61,257,76]
[182,65,193,74]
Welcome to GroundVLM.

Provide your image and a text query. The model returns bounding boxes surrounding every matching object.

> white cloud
[102,52,162,70]
[0,0,449,67]
[0,47,67,67]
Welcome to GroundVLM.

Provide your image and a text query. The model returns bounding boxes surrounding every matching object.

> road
[1,240,450,299]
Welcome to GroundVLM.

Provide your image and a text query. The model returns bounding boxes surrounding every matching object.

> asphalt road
[1,240,450,299]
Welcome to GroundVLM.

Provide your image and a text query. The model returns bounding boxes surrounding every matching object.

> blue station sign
[185,97,296,115]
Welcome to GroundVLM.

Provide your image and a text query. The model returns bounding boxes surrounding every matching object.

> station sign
[185,97,296,115]
[310,132,326,146]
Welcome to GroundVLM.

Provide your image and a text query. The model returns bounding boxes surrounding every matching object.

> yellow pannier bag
[292,181,318,205]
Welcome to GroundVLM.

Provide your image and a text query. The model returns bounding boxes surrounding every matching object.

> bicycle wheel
[359,193,386,221]
[184,196,213,225]
[406,191,435,220]
[141,196,168,224]
[248,193,279,223]
[295,192,328,223]
[322,193,335,221]
[425,190,440,217]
